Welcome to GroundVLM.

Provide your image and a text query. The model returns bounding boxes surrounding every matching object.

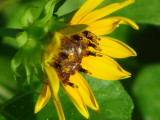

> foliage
[0,0,160,120]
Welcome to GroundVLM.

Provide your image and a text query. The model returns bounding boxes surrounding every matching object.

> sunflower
[34,0,138,119]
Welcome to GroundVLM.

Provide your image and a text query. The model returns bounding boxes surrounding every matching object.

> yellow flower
[35,0,138,120]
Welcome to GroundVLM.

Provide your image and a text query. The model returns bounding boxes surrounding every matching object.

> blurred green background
[0,0,160,120]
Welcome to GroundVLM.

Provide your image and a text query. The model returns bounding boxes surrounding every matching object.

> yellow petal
[94,36,136,58]
[70,0,104,25]
[78,0,135,24]
[81,55,131,80]
[45,66,60,101]
[34,84,51,113]
[62,83,89,118]
[88,16,139,35]
[117,16,139,30]
[53,97,65,120]
[69,72,99,112]
[51,32,61,49]
[43,32,61,64]
[45,66,65,119]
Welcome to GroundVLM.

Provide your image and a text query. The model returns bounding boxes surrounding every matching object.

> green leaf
[0,114,6,120]
[112,0,160,25]
[0,0,20,11]
[0,91,36,120]
[0,44,17,103]
[0,28,23,38]
[55,0,85,17]
[58,24,88,35]
[84,75,133,120]
[133,64,160,120]
[1,76,133,120]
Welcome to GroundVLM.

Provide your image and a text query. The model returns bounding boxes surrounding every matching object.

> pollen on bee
[51,30,102,87]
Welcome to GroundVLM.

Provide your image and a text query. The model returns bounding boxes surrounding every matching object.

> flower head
[34,0,138,119]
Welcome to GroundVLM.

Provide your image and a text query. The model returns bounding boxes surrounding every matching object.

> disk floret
[52,31,102,87]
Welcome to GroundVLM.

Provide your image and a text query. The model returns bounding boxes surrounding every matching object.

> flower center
[51,31,102,87]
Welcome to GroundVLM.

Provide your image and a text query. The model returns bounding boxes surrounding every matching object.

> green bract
[11,0,61,88]
[11,0,89,88]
